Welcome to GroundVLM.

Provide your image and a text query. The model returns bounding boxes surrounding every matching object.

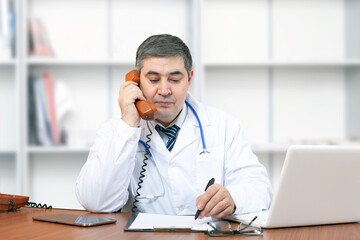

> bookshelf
[18,0,200,209]
[1,0,359,209]
[0,0,19,197]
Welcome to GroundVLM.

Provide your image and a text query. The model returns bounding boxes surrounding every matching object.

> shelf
[26,146,90,154]
[0,149,17,155]
[0,59,16,66]
[205,60,360,68]
[27,58,134,67]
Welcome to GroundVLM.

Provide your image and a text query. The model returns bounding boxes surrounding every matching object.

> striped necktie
[155,124,180,152]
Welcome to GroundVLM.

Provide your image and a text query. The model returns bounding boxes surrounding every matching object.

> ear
[188,70,194,84]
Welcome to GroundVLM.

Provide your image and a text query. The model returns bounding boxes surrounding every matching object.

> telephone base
[0,193,29,212]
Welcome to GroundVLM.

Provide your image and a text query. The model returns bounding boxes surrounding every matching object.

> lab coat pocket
[195,148,224,191]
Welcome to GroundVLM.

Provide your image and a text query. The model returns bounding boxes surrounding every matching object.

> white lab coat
[76,93,273,214]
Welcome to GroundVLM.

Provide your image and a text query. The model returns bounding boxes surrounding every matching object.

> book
[28,18,54,57]
[30,72,75,146]
[43,72,59,145]
[33,76,53,146]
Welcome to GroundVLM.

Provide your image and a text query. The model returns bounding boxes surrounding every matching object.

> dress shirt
[152,103,187,146]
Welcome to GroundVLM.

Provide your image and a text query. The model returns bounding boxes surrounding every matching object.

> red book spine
[43,72,59,145]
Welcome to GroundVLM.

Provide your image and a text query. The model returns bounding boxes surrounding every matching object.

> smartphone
[33,214,116,227]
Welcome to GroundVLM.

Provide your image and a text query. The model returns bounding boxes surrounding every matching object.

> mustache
[153,96,176,103]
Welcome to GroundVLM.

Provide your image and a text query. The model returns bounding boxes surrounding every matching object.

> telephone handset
[125,70,157,120]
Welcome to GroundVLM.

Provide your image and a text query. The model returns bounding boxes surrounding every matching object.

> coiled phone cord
[132,120,153,212]
[6,200,52,212]
[27,202,52,209]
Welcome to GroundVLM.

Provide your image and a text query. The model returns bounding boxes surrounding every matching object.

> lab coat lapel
[170,115,197,156]
[171,94,211,157]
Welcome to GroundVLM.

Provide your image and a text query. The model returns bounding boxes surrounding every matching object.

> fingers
[119,81,146,104]
[118,81,147,127]
[196,184,235,219]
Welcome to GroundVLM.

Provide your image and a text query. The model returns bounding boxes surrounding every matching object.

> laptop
[227,145,360,228]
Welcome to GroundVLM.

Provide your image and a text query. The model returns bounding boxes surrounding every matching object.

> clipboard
[124,212,210,232]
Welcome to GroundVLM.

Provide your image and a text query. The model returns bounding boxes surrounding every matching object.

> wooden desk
[1,207,360,240]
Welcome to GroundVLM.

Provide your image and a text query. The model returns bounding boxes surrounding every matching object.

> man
[76,34,272,219]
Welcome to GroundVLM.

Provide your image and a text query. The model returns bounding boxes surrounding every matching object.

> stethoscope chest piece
[199,149,210,155]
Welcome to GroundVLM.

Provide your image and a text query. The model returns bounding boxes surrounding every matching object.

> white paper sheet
[128,213,212,231]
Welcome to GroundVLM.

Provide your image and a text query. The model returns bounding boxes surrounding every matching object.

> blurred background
[1,0,360,209]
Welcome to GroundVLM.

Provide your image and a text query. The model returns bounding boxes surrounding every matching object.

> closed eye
[150,79,160,83]
[170,79,180,82]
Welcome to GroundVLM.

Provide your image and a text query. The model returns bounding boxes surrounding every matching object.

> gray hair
[135,34,192,77]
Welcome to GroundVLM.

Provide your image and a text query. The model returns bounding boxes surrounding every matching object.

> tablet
[33,214,117,227]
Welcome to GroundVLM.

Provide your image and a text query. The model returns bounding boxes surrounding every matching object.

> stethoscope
[135,100,208,200]
[139,100,208,156]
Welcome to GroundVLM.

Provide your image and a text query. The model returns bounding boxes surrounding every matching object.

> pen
[195,178,215,220]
